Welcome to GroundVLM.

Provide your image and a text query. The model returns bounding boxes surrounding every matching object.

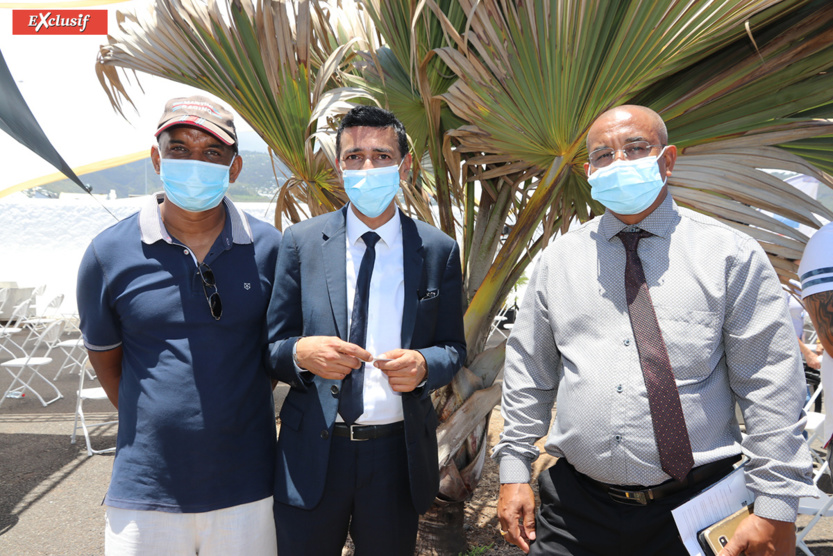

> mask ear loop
[655,146,668,186]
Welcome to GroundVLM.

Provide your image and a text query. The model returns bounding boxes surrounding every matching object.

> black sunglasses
[197,262,223,320]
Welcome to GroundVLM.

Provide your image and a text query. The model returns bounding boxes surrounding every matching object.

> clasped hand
[295,337,426,392]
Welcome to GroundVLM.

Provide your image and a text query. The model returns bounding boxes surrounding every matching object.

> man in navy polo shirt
[77,96,281,555]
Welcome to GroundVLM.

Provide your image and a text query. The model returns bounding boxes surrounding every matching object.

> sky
[0,0,266,191]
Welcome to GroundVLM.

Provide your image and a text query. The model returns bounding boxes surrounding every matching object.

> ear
[150,145,161,175]
[399,153,413,181]
[661,144,677,176]
[583,161,591,177]
[229,155,243,183]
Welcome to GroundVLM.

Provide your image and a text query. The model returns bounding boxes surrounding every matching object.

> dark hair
[335,105,408,159]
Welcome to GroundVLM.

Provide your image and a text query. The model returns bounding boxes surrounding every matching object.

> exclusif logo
[12,10,108,35]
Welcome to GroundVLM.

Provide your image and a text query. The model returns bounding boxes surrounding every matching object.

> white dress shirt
[341,206,405,424]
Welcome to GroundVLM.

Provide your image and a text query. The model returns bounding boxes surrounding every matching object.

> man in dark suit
[266,105,466,555]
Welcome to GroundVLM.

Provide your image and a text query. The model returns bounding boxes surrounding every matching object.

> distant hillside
[43,151,289,202]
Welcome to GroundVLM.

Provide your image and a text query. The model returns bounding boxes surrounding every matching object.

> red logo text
[12,10,108,35]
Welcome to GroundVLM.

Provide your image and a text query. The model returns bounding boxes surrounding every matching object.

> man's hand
[497,483,537,553]
[806,350,822,370]
[375,349,427,392]
[295,336,370,380]
[717,514,795,556]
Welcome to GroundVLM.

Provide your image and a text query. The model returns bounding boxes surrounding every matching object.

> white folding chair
[71,357,117,456]
[27,284,46,306]
[0,301,32,357]
[797,485,833,555]
[52,337,88,380]
[0,319,65,407]
[797,379,832,554]
[804,384,829,483]
[489,305,510,341]
[20,293,65,349]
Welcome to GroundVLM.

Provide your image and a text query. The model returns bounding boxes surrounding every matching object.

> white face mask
[341,160,403,218]
[588,147,667,215]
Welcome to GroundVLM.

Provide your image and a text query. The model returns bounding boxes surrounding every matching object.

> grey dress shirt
[494,194,815,521]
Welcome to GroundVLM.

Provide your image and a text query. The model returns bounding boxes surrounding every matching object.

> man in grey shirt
[495,105,814,556]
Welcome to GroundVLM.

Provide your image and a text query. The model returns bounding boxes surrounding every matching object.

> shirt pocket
[652,306,721,383]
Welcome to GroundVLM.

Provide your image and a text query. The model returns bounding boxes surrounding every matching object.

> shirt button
[331,385,339,396]
[616,384,623,393]
[614,434,622,443]
[623,339,630,346]
[183,249,190,255]
[320,430,329,440]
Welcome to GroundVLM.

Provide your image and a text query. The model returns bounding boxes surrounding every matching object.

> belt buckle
[608,487,650,505]
[349,424,368,442]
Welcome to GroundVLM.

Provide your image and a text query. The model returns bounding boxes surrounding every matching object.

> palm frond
[96,0,365,229]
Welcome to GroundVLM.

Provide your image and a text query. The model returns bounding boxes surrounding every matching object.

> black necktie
[618,230,694,482]
[340,231,380,425]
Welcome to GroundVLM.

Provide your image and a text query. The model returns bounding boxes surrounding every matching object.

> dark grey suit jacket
[266,206,466,514]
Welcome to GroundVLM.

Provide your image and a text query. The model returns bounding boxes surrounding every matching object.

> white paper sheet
[672,464,753,556]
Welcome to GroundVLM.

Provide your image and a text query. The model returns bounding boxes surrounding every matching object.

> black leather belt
[333,421,405,441]
[576,455,741,506]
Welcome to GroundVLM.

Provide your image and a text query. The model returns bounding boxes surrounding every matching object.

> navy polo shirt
[77,193,281,513]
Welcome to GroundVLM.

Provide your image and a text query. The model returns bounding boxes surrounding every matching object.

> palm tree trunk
[415,499,468,556]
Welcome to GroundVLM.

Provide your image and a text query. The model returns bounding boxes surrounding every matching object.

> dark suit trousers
[274,429,418,556]
[531,458,729,556]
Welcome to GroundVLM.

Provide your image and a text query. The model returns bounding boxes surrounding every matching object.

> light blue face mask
[342,161,403,218]
[160,158,231,212]
[588,147,667,215]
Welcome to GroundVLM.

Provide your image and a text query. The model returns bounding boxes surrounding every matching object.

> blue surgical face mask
[160,158,231,212]
[588,147,667,215]
[342,161,403,218]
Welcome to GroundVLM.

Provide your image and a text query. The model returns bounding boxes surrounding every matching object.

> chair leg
[0,367,28,408]
[79,407,94,457]
[71,396,82,446]
[21,367,63,406]
[797,538,814,556]
[54,345,85,380]
[80,413,117,456]
[72,397,117,456]
[797,493,833,555]
[813,460,830,486]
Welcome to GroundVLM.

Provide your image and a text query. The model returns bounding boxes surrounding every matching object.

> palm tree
[97,0,833,552]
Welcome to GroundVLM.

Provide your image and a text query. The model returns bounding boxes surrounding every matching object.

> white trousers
[105,496,276,556]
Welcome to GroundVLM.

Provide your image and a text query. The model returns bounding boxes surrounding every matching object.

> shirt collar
[599,192,679,241]
[345,203,401,248]
[139,192,253,246]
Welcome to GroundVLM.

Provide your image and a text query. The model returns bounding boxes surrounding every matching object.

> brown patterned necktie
[618,230,694,482]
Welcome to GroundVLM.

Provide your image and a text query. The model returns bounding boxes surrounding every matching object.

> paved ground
[2,332,833,555]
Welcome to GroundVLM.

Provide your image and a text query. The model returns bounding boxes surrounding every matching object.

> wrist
[292,340,306,370]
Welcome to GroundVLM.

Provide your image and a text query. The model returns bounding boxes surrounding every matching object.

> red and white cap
[155,95,236,145]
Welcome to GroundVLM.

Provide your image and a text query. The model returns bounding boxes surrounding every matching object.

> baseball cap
[155,96,237,145]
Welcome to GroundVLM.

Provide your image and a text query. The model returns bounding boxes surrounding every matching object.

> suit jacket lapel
[323,207,349,340]
[400,212,424,349]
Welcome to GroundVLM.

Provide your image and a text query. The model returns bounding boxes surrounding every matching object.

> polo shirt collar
[600,191,679,241]
[345,203,401,248]
[139,192,254,246]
